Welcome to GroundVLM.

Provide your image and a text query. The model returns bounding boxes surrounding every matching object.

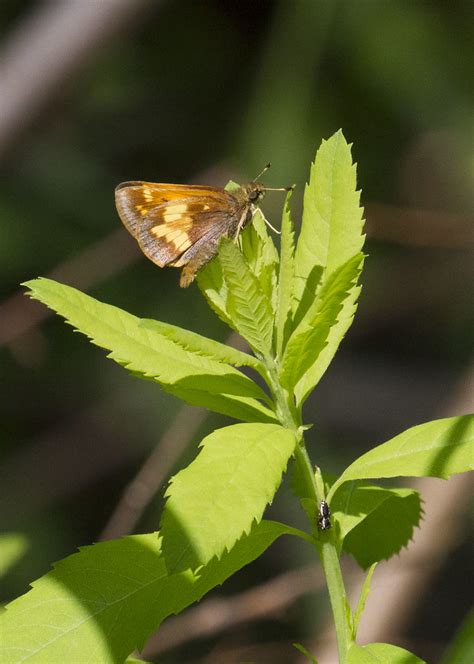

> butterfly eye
[249,190,259,201]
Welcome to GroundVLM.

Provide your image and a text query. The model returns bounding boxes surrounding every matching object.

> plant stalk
[265,355,352,662]
[294,444,353,662]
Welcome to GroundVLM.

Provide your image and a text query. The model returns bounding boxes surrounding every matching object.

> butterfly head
[244,181,266,203]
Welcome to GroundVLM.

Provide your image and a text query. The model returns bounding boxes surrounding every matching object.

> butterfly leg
[234,208,251,242]
[258,209,281,235]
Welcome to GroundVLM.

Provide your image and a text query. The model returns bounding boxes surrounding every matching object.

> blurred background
[1,1,473,662]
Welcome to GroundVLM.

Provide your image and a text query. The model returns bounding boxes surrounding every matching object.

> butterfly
[115,165,292,287]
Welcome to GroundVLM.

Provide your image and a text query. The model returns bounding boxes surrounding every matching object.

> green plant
[2,131,472,663]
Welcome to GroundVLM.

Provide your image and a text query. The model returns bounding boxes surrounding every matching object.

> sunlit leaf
[293,130,365,320]
[275,191,296,356]
[329,415,474,499]
[281,253,363,393]
[197,254,232,327]
[164,383,277,423]
[353,563,377,636]
[240,209,279,313]
[0,521,294,664]
[161,423,297,571]
[24,278,270,415]
[139,318,265,375]
[218,239,274,357]
[293,642,319,663]
[347,642,425,663]
[295,273,362,405]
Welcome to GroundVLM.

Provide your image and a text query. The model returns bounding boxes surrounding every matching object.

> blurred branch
[0,392,144,522]
[99,403,208,541]
[365,203,474,249]
[0,229,139,347]
[0,0,154,158]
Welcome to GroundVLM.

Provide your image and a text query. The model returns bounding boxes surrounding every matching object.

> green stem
[295,444,353,662]
[265,354,353,662]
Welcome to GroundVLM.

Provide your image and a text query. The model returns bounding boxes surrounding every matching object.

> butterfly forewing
[115,181,233,235]
[114,179,263,286]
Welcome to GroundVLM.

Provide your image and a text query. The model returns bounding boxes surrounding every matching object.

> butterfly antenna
[253,163,271,182]
[265,185,296,192]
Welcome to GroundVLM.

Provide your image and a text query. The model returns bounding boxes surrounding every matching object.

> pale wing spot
[163,204,189,223]
[151,225,168,238]
[162,212,182,223]
[169,203,188,214]
[151,222,191,239]
[170,235,192,254]
[143,187,154,203]
[150,227,191,248]
[165,228,191,244]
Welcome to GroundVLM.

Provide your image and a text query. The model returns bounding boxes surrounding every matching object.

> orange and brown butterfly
[115,165,292,287]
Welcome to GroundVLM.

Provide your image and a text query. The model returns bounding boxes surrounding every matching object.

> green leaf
[0,533,29,579]
[0,521,293,664]
[347,642,425,663]
[161,423,297,571]
[197,211,279,334]
[24,278,270,409]
[330,482,422,556]
[342,488,421,569]
[353,563,377,637]
[295,269,362,405]
[197,255,232,328]
[329,415,474,500]
[293,130,365,319]
[125,657,151,664]
[139,318,265,375]
[440,609,474,664]
[275,191,296,356]
[163,384,277,424]
[280,253,363,392]
[293,642,319,663]
[196,178,259,330]
[218,239,274,357]
[225,180,241,193]
[240,209,279,312]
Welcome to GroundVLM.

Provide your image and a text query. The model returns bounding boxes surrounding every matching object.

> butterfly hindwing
[139,196,240,266]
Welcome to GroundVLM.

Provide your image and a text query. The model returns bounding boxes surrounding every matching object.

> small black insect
[317,500,331,531]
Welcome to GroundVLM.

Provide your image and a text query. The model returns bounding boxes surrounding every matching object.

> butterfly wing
[139,196,239,266]
[115,181,234,238]
[115,181,240,267]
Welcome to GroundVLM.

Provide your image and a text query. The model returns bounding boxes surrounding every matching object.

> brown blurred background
[0,1,473,663]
